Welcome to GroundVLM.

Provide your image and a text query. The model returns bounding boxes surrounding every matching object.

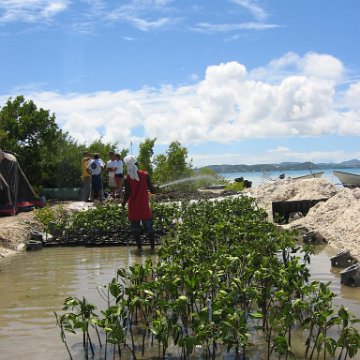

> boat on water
[292,171,324,180]
[333,170,360,188]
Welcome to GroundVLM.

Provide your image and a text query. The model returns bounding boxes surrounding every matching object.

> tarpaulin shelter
[0,149,44,215]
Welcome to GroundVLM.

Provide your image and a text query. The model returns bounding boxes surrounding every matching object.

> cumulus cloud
[343,82,360,110]
[300,53,344,82]
[3,52,359,152]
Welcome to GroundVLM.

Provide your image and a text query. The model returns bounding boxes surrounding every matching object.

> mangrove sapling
[55,196,360,359]
[189,305,218,359]
[99,305,136,359]
[271,291,298,360]
[336,306,360,359]
[223,283,253,358]
[139,288,158,356]
[303,282,339,359]
[150,310,171,359]
[61,296,100,357]
[54,311,74,360]
[218,309,250,359]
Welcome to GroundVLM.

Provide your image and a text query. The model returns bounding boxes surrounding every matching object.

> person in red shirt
[122,155,156,249]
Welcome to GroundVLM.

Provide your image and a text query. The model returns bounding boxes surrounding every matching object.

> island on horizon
[200,159,360,173]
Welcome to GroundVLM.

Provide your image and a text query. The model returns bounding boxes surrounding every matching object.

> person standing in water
[106,151,117,198]
[87,153,105,202]
[114,153,124,200]
[81,151,92,201]
[122,155,156,249]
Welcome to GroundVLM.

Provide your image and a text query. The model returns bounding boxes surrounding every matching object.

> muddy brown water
[0,245,360,360]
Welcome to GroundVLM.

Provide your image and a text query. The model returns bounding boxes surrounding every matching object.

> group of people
[81,151,123,202]
[81,152,156,249]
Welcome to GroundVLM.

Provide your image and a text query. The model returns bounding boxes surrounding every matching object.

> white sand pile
[288,187,360,260]
[246,178,338,219]
[245,179,360,260]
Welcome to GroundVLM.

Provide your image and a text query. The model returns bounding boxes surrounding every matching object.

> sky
[0,0,359,167]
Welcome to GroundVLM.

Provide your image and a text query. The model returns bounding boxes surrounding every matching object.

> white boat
[333,170,360,188]
[293,171,324,180]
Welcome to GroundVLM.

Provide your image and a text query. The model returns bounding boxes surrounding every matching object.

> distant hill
[201,160,360,173]
[340,159,360,166]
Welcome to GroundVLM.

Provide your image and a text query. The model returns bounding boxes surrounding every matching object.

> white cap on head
[124,155,139,181]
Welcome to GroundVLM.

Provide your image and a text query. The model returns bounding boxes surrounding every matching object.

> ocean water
[220,168,360,188]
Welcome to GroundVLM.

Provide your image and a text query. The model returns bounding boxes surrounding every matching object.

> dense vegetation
[53,197,360,359]
[34,201,179,246]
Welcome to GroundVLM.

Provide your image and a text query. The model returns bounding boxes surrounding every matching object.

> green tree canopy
[153,141,193,185]
[0,96,66,188]
[137,138,156,175]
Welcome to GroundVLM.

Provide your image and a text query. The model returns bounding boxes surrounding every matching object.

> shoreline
[1,179,360,261]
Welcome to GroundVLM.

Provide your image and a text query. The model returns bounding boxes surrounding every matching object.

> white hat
[124,155,139,181]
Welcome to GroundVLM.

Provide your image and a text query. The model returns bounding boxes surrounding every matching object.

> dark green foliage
[153,140,193,185]
[34,202,180,246]
[137,137,156,175]
[0,96,66,188]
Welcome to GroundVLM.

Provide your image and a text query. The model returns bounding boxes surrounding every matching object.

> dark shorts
[130,219,154,235]
[115,173,123,179]
[91,174,103,192]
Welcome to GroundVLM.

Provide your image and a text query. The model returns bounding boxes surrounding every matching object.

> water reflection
[0,246,157,360]
[309,245,360,310]
[0,244,359,360]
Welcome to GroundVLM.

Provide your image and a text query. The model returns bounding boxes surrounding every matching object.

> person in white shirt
[87,153,105,201]
[106,152,117,198]
[114,153,124,200]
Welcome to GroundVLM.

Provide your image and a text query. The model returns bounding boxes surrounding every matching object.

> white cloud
[230,0,269,21]
[0,0,69,23]
[191,21,279,33]
[268,146,290,153]
[104,0,179,31]
[250,52,344,84]
[190,0,279,34]
[3,52,359,151]
[300,53,344,82]
[343,82,360,110]
[0,0,178,31]
[0,0,278,35]
[125,16,174,31]
[41,1,67,17]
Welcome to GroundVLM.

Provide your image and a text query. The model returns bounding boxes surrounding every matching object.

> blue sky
[0,0,359,167]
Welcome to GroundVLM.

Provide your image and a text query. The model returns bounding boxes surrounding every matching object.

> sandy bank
[0,211,41,257]
[246,178,360,260]
[0,202,93,259]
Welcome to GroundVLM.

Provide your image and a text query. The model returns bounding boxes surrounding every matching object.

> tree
[51,137,86,188]
[153,141,193,185]
[166,141,192,180]
[0,96,66,189]
[153,154,168,185]
[137,138,156,175]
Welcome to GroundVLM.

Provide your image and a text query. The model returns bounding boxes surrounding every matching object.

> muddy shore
[1,179,359,260]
